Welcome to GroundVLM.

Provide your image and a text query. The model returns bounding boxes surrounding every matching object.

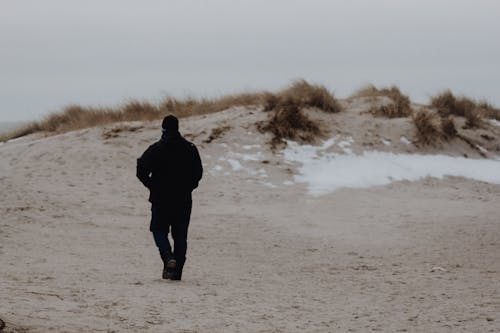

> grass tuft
[278,80,342,113]
[357,85,412,118]
[256,80,340,148]
[412,110,442,145]
[413,110,461,145]
[430,90,500,127]
[262,92,280,112]
[431,90,474,117]
[203,125,231,144]
[258,97,322,148]
[440,116,457,139]
[464,109,483,129]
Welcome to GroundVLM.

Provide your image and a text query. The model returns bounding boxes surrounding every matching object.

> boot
[169,262,184,281]
[160,251,173,279]
[164,259,177,279]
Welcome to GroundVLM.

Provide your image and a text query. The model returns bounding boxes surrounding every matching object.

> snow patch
[258,169,268,178]
[489,119,500,127]
[262,181,277,188]
[382,139,391,146]
[337,136,354,154]
[229,151,263,161]
[227,159,242,171]
[477,145,488,154]
[243,144,260,150]
[400,136,411,145]
[284,139,500,196]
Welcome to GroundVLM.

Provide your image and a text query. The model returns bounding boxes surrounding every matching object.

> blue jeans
[151,203,191,269]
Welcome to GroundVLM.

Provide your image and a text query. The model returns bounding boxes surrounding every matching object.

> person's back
[141,131,201,203]
[137,115,203,280]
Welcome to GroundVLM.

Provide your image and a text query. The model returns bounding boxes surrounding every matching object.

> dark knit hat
[162,115,179,131]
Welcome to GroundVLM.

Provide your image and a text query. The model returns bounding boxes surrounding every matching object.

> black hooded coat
[137,131,203,231]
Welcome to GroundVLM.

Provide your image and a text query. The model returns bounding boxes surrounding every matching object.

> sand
[1,104,499,332]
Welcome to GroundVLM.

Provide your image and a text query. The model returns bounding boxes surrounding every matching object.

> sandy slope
[1,106,500,332]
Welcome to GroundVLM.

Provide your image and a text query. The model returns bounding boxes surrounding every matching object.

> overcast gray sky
[1,0,499,121]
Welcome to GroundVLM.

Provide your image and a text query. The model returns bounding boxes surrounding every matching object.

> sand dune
[1,102,499,332]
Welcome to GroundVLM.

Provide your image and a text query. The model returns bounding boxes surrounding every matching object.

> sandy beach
[1,104,500,332]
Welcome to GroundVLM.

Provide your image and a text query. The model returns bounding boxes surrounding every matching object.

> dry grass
[413,110,442,145]
[413,110,461,145]
[430,90,500,127]
[203,125,231,144]
[264,80,342,114]
[282,80,342,113]
[0,122,41,142]
[0,80,341,142]
[160,93,264,117]
[258,97,323,148]
[478,101,500,120]
[464,109,483,129]
[1,103,155,142]
[413,108,489,157]
[262,92,280,112]
[3,81,497,148]
[350,84,385,99]
[257,80,340,147]
[431,91,472,117]
[354,85,412,118]
[102,124,144,139]
[0,94,264,142]
[440,116,457,139]
[370,103,411,118]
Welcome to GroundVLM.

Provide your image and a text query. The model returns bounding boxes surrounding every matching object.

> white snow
[228,151,263,161]
[337,136,354,154]
[243,144,260,150]
[337,137,353,148]
[258,168,268,178]
[477,145,488,154]
[216,151,266,176]
[400,136,411,145]
[382,139,391,146]
[241,152,263,161]
[489,119,500,127]
[284,140,500,196]
[227,159,242,171]
[262,181,277,188]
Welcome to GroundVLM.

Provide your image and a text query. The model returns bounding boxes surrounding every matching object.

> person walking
[137,115,203,280]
